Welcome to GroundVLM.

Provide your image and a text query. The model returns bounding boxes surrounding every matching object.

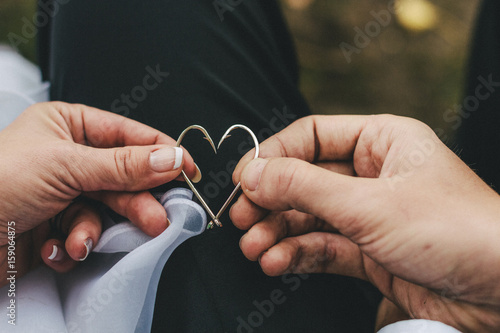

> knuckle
[313,217,327,231]
[298,115,316,127]
[272,135,289,158]
[288,239,304,272]
[113,148,137,183]
[124,193,141,223]
[33,142,91,193]
[277,160,303,205]
[277,213,290,240]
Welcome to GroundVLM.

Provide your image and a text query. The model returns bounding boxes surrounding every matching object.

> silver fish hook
[176,124,260,230]
[209,124,260,229]
[176,125,220,225]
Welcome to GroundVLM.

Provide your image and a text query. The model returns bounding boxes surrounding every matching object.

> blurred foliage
[0,0,481,139]
[279,0,481,139]
[0,0,37,62]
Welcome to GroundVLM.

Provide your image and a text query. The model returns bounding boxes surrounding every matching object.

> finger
[239,210,336,261]
[239,157,386,239]
[175,163,202,183]
[62,202,102,261]
[233,115,369,183]
[41,239,78,273]
[86,191,168,237]
[257,232,368,280]
[48,102,175,147]
[315,161,355,176]
[35,102,197,181]
[173,163,202,183]
[230,160,354,230]
[230,193,268,230]
[63,144,189,193]
[41,202,102,271]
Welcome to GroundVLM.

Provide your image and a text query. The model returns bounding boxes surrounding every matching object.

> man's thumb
[239,157,385,236]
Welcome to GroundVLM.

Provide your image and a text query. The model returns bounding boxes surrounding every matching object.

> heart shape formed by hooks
[176,125,260,229]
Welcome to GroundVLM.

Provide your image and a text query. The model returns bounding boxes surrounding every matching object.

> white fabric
[378,319,462,333]
[0,188,207,332]
[0,44,50,131]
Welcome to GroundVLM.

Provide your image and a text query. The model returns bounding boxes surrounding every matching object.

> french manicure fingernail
[79,238,93,261]
[150,147,183,172]
[244,158,268,191]
[191,163,202,183]
[48,245,65,262]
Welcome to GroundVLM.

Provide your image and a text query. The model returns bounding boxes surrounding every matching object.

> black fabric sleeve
[457,0,500,192]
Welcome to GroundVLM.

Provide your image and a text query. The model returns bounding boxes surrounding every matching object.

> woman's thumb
[66,144,185,192]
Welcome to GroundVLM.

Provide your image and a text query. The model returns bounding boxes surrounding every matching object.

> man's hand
[231,114,500,332]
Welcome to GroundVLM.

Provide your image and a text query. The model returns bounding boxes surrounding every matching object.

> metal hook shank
[176,125,219,224]
[214,124,260,222]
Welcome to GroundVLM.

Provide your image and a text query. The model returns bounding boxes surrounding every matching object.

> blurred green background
[0,0,481,140]
[0,0,37,62]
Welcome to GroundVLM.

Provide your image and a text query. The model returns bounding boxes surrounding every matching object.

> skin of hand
[0,102,198,283]
[230,114,500,332]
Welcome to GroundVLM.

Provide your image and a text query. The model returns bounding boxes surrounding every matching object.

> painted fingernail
[48,245,65,262]
[244,158,268,191]
[79,238,93,261]
[150,147,183,172]
[191,163,202,183]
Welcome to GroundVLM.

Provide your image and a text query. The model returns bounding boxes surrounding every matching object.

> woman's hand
[231,114,500,332]
[0,102,197,281]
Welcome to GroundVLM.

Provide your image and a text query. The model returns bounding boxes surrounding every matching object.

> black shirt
[458,0,500,192]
